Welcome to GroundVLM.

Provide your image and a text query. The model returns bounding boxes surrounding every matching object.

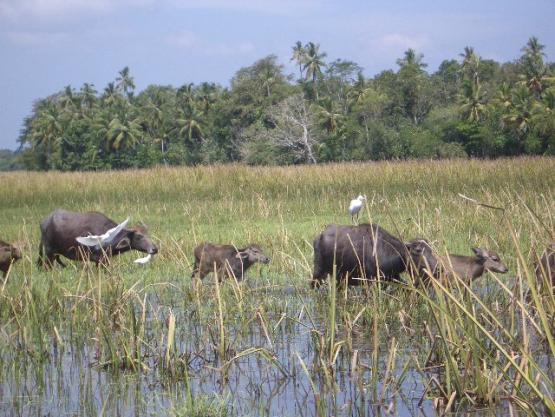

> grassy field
[0,157,554,416]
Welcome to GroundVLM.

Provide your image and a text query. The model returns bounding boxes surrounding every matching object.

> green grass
[0,157,553,416]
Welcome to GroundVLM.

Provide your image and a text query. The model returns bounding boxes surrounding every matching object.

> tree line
[12,37,555,170]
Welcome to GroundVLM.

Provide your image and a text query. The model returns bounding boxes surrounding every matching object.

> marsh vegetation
[0,157,553,416]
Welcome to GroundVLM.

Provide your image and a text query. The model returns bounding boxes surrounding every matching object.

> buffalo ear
[115,237,131,250]
[236,251,249,259]
[405,241,423,255]
[134,223,148,234]
[472,247,486,258]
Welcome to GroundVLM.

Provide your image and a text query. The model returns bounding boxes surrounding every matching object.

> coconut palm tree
[106,115,142,151]
[315,98,343,133]
[116,66,135,98]
[532,88,555,138]
[348,72,371,107]
[31,101,63,150]
[102,82,120,107]
[502,85,534,135]
[459,79,487,122]
[176,104,204,144]
[303,42,327,99]
[519,37,553,98]
[81,83,97,112]
[396,48,427,69]
[290,41,306,79]
[459,46,481,86]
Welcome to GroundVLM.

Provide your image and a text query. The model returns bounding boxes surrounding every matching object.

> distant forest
[10,37,555,171]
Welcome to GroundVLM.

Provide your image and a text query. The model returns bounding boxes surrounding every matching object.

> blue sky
[0,0,553,149]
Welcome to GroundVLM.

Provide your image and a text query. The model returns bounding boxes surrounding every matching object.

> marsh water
[0,282,550,417]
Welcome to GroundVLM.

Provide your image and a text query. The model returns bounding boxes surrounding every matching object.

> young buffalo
[0,239,22,277]
[407,239,508,285]
[535,242,555,293]
[192,243,270,282]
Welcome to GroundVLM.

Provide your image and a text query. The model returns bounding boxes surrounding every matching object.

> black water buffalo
[192,243,270,281]
[311,223,429,288]
[0,239,22,277]
[407,239,508,285]
[535,242,555,291]
[38,209,158,268]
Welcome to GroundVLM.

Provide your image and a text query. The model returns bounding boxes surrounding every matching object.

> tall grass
[0,157,553,416]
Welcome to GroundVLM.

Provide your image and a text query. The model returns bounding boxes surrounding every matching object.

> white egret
[348,195,366,223]
[134,254,153,265]
[75,217,130,248]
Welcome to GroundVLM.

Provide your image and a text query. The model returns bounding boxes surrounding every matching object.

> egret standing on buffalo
[349,195,367,223]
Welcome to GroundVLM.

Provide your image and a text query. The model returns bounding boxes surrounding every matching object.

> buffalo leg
[55,256,67,268]
[310,268,327,289]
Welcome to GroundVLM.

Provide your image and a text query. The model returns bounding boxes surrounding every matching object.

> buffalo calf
[192,243,270,282]
[0,239,22,277]
[535,242,555,292]
[407,239,508,285]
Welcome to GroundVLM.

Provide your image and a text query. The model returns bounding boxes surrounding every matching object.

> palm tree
[102,82,120,106]
[502,85,534,136]
[396,48,427,69]
[531,88,555,138]
[58,86,80,113]
[459,79,487,122]
[491,83,512,111]
[29,101,65,167]
[196,82,218,112]
[315,98,343,133]
[106,115,142,151]
[290,41,306,79]
[175,104,204,144]
[519,37,553,98]
[459,46,481,86]
[116,66,135,98]
[177,83,195,108]
[348,72,370,107]
[303,42,327,99]
[259,62,281,98]
[81,83,97,112]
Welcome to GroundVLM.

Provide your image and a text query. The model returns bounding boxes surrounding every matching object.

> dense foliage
[15,37,555,170]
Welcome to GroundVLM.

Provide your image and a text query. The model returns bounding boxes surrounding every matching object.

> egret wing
[103,217,130,245]
[76,235,103,247]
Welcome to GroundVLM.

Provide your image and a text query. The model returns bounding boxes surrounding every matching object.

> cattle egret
[134,254,153,265]
[76,217,130,248]
[349,195,366,223]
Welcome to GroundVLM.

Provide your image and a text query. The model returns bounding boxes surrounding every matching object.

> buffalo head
[236,245,270,264]
[116,225,158,255]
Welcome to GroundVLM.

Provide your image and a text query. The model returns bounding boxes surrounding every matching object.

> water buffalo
[192,243,270,282]
[0,239,22,277]
[407,239,508,285]
[535,242,555,292]
[38,209,158,268]
[311,223,432,288]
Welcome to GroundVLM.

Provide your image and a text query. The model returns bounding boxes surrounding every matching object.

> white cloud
[369,33,429,53]
[6,30,70,46]
[166,30,255,56]
[0,0,153,21]
[167,0,326,14]
[0,0,323,22]
[166,30,199,48]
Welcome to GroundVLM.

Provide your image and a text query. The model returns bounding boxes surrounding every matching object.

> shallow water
[0,283,548,417]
